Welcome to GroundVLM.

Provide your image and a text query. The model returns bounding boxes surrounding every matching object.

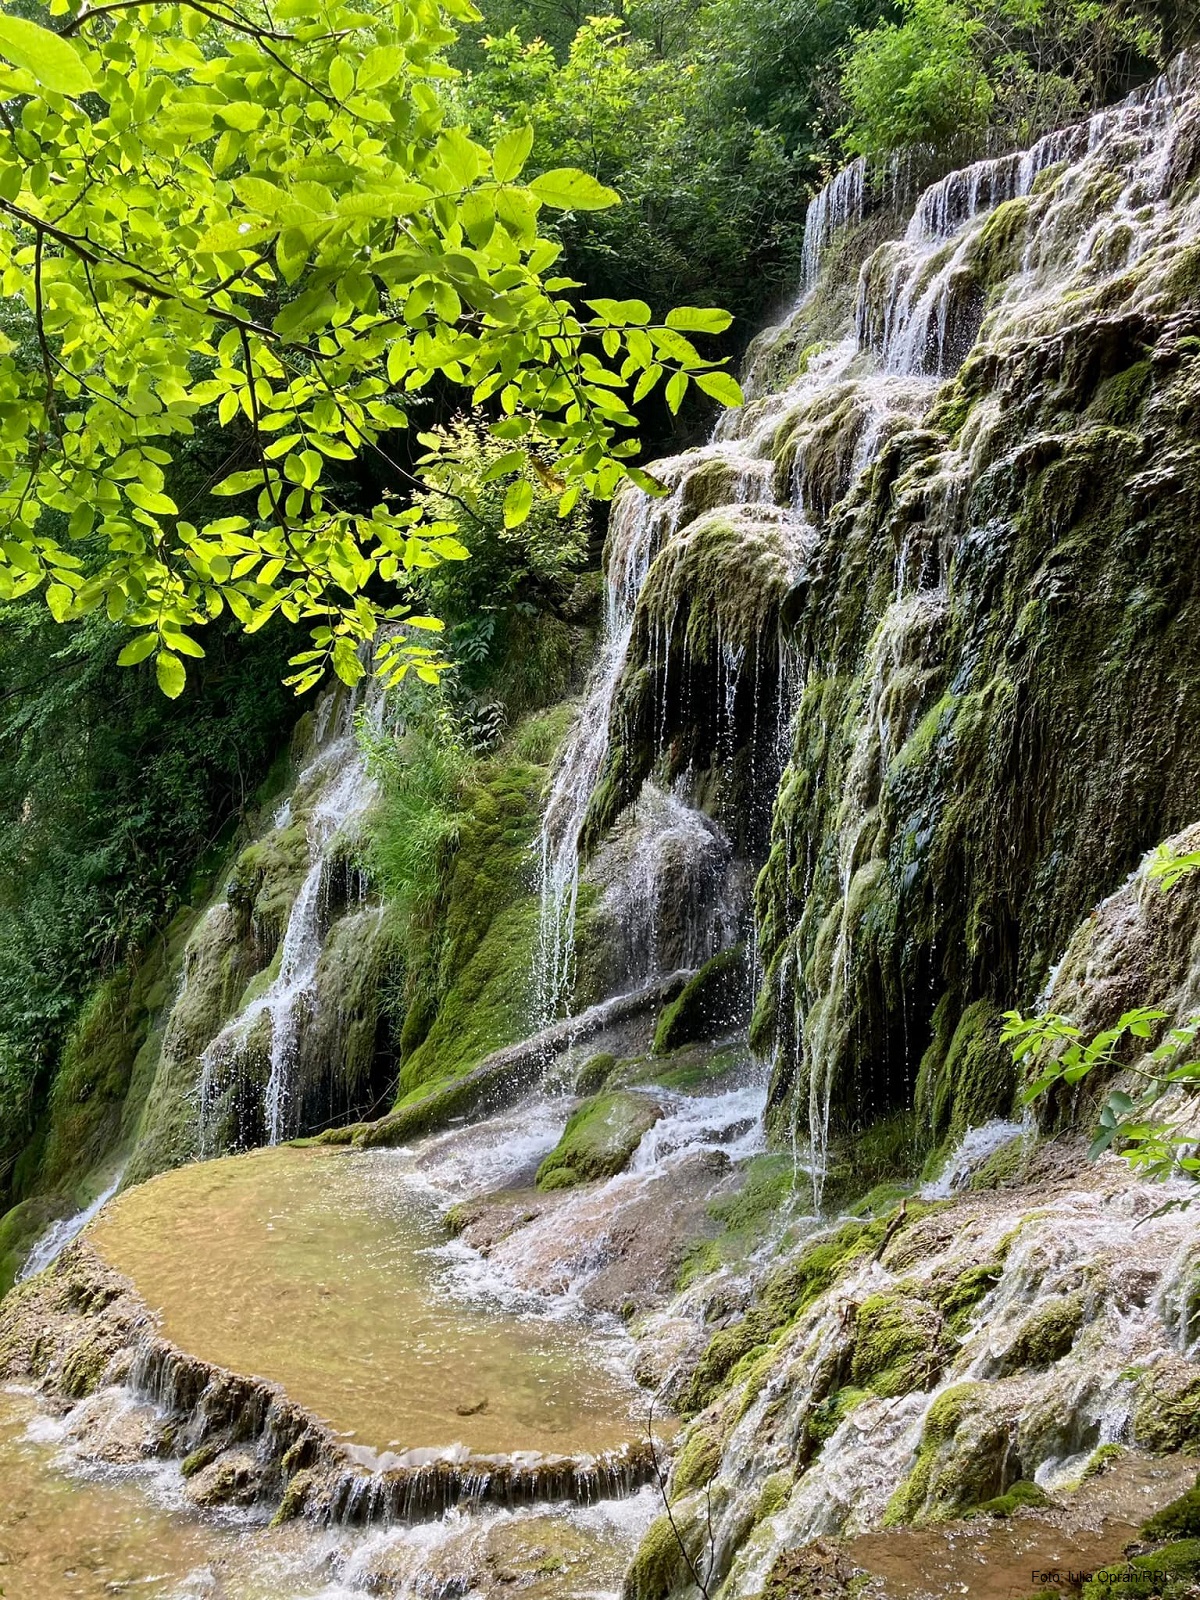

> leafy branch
[0,0,745,696]
[1002,1006,1200,1180]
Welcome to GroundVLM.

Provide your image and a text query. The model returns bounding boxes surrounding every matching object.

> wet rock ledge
[0,1240,658,1525]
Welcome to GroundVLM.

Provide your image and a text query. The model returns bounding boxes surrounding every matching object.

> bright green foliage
[1150,844,1200,892]
[840,0,1161,159]
[0,1,740,698]
[0,602,291,1202]
[841,0,993,157]
[457,5,862,322]
[1004,1006,1200,1180]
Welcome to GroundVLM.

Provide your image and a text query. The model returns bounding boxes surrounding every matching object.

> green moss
[756,1470,795,1523]
[1079,1443,1125,1481]
[823,1111,923,1212]
[970,197,1032,289]
[624,1511,693,1600]
[535,1091,661,1190]
[395,754,547,1095]
[808,1386,870,1445]
[1136,1362,1200,1454]
[931,1255,1006,1334]
[999,1294,1085,1374]
[575,1052,618,1096]
[706,1153,801,1250]
[677,1239,722,1290]
[969,1134,1029,1191]
[685,1321,763,1413]
[1088,361,1153,427]
[398,898,540,1095]
[882,1383,985,1527]
[915,998,1013,1148]
[851,1291,943,1398]
[671,1424,722,1497]
[226,821,309,948]
[680,1214,913,1415]
[272,1467,316,1524]
[759,1220,879,1329]
[1080,1541,1200,1599]
[968,1480,1051,1518]
[510,701,579,767]
[1140,1486,1200,1543]
[181,1441,222,1479]
[653,946,748,1054]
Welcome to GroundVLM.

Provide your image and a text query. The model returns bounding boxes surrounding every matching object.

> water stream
[7,53,1200,1600]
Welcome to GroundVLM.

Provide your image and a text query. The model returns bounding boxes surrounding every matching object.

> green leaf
[695,370,745,408]
[0,15,94,97]
[215,101,266,131]
[529,169,620,211]
[117,633,157,667]
[126,484,179,516]
[666,306,734,335]
[156,650,186,698]
[196,218,277,253]
[504,478,533,528]
[357,44,405,91]
[493,125,534,183]
[232,175,288,215]
[665,370,688,414]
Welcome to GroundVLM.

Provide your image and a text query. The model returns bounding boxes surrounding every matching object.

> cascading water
[8,55,1200,1600]
[198,679,384,1153]
[534,472,686,1023]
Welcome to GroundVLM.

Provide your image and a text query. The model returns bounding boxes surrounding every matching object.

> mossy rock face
[653,946,749,1055]
[968,1479,1051,1518]
[915,998,1014,1150]
[1140,1485,1200,1543]
[535,1091,664,1191]
[756,1469,795,1523]
[751,194,1200,1147]
[1135,1359,1200,1454]
[968,1135,1029,1191]
[883,1382,999,1527]
[681,1215,906,1415]
[622,1511,694,1600]
[851,1291,944,1398]
[226,822,309,950]
[575,1052,618,1096]
[396,756,547,1096]
[807,1387,869,1446]
[670,1424,722,1497]
[1080,1540,1200,1599]
[998,1294,1085,1374]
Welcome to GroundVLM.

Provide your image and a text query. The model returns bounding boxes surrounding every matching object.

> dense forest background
[0,0,1193,1204]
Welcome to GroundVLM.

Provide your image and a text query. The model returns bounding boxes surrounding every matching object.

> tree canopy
[0,0,741,697]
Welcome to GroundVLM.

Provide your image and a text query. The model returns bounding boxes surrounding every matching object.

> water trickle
[17,1166,127,1283]
[535,477,683,1023]
[197,681,384,1154]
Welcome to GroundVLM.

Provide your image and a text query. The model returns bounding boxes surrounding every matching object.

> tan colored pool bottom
[89,1144,647,1459]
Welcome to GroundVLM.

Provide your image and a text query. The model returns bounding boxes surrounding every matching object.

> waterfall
[17,1166,126,1282]
[530,58,1200,1197]
[534,472,684,1023]
[198,679,384,1153]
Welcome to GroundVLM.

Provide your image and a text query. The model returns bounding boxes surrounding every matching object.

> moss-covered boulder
[998,1293,1086,1374]
[623,1510,695,1600]
[1080,1540,1200,1599]
[1139,1483,1200,1543]
[1135,1358,1200,1454]
[653,945,749,1054]
[535,1091,663,1191]
[851,1290,944,1398]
